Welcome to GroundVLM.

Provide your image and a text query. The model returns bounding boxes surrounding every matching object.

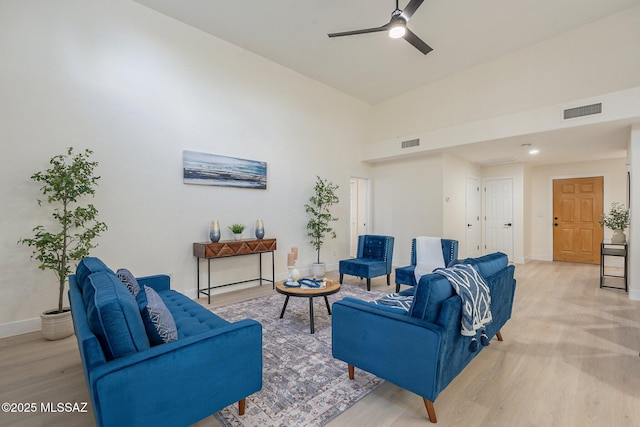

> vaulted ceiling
[134,0,640,165]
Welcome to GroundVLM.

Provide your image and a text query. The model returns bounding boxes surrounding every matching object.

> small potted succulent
[228,223,246,240]
[599,202,630,244]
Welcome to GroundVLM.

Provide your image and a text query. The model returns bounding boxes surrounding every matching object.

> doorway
[483,178,514,260]
[466,176,482,257]
[349,177,370,257]
[552,176,603,264]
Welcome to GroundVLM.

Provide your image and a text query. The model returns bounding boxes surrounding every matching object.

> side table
[600,240,627,291]
[193,238,277,303]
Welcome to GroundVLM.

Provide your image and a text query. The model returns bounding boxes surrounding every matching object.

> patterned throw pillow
[371,293,414,313]
[140,285,178,345]
[116,268,140,297]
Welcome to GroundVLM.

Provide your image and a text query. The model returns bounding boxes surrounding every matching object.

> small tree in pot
[305,176,339,277]
[19,148,108,340]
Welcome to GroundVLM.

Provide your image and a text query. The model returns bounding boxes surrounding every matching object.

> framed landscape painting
[183,150,267,189]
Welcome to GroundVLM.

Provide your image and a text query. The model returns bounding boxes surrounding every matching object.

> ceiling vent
[477,157,518,166]
[563,103,602,120]
[401,138,420,149]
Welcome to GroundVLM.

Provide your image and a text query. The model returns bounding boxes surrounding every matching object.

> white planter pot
[611,229,626,244]
[233,233,243,241]
[41,308,74,341]
[311,262,326,278]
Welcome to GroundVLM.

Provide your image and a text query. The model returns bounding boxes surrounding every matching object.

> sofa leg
[366,279,371,291]
[423,398,437,423]
[348,364,355,380]
[238,398,246,416]
[386,274,391,286]
[395,283,400,293]
[339,273,344,284]
[496,331,503,341]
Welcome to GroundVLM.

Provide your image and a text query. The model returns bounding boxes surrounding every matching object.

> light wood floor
[1,261,639,426]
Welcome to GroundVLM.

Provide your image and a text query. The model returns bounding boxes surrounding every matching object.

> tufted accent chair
[339,235,395,291]
[394,238,459,292]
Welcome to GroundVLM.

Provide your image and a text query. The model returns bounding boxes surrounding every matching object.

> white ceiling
[133,0,640,165]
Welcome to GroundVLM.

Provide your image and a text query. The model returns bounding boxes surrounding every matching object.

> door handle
[468,224,472,227]
[554,223,558,227]
[504,223,512,227]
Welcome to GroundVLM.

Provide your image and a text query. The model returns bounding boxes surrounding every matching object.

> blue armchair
[395,238,459,292]
[339,235,395,291]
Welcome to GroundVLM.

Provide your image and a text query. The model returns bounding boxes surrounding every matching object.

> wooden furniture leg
[423,398,437,423]
[496,331,503,341]
[348,364,355,380]
[238,398,246,416]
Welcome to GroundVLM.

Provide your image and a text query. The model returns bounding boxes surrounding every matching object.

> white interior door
[466,176,482,257]
[483,178,514,260]
[349,177,370,257]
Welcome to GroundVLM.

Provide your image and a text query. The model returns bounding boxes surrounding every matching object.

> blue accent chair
[332,252,516,423]
[394,238,459,292]
[69,257,262,427]
[339,235,395,291]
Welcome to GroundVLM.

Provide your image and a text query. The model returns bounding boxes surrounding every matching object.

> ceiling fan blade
[404,28,433,55]
[401,0,424,21]
[328,24,389,38]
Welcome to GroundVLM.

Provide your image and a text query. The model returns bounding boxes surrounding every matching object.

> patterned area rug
[213,283,386,427]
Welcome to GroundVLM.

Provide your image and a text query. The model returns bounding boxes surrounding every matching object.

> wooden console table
[193,238,277,303]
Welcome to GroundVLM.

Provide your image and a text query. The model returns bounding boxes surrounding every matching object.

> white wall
[0,0,371,336]
[629,125,640,300]
[369,154,444,266]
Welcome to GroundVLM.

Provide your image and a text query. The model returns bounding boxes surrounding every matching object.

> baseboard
[628,289,640,301]
[0,317,41,339]
[531,253,553,262]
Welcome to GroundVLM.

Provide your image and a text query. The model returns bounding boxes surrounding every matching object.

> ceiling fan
[327,0,433,55]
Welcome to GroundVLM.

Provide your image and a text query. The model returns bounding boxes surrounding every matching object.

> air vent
[563,103,602,120]
[401,138,420,149]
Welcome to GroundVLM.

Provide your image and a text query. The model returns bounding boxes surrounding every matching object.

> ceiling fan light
[389,25,406,39]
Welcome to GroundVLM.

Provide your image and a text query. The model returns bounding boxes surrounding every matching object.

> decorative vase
[41,308,74,341]
[255,219,265,239]
[611,229,626,244]
[209,220,220,243]
[291,262,301,281]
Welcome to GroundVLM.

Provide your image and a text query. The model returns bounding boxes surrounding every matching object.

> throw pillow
[140,285,178,345]
[116,268,140,297]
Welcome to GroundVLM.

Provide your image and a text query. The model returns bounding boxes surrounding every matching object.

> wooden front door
[552,177,603,264]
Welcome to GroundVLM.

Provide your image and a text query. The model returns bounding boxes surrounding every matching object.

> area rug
[213,282,387,427]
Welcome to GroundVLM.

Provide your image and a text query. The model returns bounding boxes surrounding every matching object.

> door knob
[554,223,558,227]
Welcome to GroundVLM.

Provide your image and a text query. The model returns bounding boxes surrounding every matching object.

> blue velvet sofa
[332,252,516,423]
[394,238,459,292]
[68,257,262,427]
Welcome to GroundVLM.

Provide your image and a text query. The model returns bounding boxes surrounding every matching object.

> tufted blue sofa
[332,252,516,423]
[68,257,262,427]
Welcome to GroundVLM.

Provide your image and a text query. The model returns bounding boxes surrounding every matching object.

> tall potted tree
[305,176,339,277]
[19,148,108,340]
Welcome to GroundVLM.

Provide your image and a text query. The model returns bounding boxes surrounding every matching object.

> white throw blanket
[413,236,445,284]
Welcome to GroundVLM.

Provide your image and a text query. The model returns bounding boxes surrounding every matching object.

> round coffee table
[275,279,341,334]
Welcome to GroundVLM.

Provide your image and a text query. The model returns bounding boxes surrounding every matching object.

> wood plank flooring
[1,261,638,426]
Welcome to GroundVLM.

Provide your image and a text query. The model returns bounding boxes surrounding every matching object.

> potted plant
[305,176,339,277]
[19,148,108,340]
[599,202,630,244]
[228,223,246,240]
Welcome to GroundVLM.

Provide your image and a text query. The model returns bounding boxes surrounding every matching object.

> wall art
[183,150,267,189]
